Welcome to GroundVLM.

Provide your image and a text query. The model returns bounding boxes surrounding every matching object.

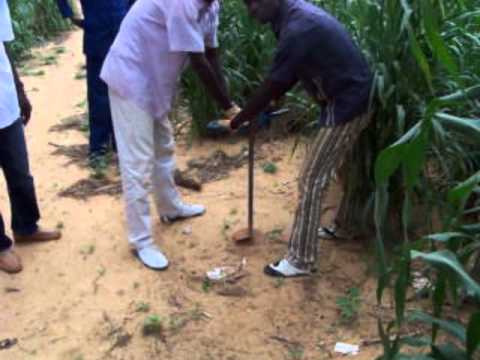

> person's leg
[0,120,39,236]
[109,90,168,270]
[86,55,115,157]
[0,212,12,252]
[0,212,22,274]
[152,116,205,221]
[266,113,371,277]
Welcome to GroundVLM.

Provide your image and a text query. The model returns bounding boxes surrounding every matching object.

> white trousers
[109,90,182,249]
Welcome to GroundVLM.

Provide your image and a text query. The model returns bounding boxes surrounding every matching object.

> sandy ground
[0,30,387,360]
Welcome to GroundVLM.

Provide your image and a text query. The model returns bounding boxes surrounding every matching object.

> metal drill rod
[247,120,255,239]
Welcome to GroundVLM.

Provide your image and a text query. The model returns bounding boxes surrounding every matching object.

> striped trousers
[287,113,371,270]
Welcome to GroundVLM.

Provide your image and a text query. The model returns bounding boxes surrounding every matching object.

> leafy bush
[8,0,70,60]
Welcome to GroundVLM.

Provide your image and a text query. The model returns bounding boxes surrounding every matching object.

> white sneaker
[161,203,206,223]
[136,245,169,270]
[264,259,311,278]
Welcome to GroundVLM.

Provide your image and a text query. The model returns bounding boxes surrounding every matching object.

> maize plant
[9,0,70,60]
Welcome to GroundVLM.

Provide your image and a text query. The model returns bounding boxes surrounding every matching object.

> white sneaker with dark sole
[264,259,311,278]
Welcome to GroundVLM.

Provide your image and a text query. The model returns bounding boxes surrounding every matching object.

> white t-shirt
[0,0,20,129]
[101,0,219,119]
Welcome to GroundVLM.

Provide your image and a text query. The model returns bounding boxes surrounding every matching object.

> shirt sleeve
[268,33,306,84]
[166,0,205,53]
[0,0,15,42]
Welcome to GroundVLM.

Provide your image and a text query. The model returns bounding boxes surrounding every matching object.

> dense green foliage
[8,0,70,60]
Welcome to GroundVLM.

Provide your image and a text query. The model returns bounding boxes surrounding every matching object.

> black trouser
[86,55,115,156]
[0,119,40,244]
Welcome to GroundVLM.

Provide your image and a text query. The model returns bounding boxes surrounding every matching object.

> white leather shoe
[136,245,169,271]
[161,203,206,223]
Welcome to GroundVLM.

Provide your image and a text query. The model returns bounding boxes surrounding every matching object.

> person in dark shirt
[56,0,135,161]
[231,0,373,277]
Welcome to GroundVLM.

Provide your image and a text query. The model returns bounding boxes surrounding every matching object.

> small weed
[23,69,45,77]
[202,278,212,293]
[288,345,304,360]
[229,208,238,216]
[136,302,150,313]
[56,221,64,230]
[79,119,89,133]
[75,69,86,80]
[76,99,87,109]
[54,46,66,54]
[90,153,112,179]
[262,162,278,174]
[143,315,163,336]
[266,228,284,242]
[97,266,106,277]
[80,244,95,256]
[73,355,84,360]
[41,54,58,65]
[133,282,140,289]
[274,278,285,288]
[336,287,361,324]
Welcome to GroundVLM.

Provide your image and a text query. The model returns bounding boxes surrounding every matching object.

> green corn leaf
[403,121,430,189]
[448,171,480,205]
[421,0,458,75]
[394,254,410,326]
[435,113,480,142]
[374,186,390,303]
[411,250,480,298]
[400,336,432,348]
[438,85,480,104]
[409,311,466,343]
[378,319,392,355]
[431,342,468,360]
[407,26,433,92]
[375,122,421,184]
[392,354,435,360]
[424,232,472,242]
[467,312,480,359]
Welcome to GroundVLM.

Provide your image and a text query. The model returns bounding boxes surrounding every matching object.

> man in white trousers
[101,0,240,270]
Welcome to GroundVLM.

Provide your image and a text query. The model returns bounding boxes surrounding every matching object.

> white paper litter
[412,271,431,290]
[206,258,247,281]
[182,225,192,235]
[206,266,236,281]
[334,342,360,355]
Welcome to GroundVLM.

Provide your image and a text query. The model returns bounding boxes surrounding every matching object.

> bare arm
[231,77,296,129]
[205,47,229,101]
[5,46,32,125]
[189,52,232,111]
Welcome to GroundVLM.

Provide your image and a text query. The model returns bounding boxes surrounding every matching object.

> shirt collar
[271,0,294,37]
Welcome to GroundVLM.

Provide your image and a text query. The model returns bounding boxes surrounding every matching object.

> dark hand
[230,111,247,130]
[71,17,85,29]
[18,92,32,125]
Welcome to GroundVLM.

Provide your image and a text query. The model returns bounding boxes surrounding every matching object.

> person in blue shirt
[231,0,373,278]
[56,0,135,161]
